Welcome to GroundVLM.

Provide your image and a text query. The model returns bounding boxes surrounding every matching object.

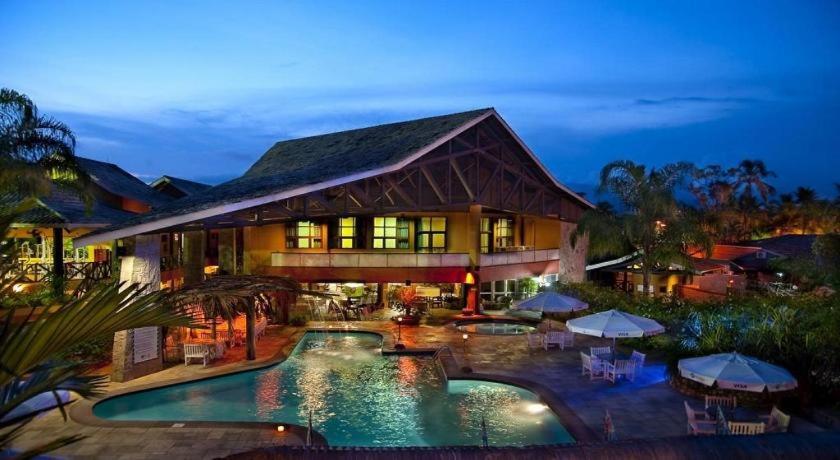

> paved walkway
[10,318,826,458]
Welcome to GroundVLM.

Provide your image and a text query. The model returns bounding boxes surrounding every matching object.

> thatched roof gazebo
[169,275,328,360]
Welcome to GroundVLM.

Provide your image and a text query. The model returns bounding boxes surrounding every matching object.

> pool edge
[70,325,599,445]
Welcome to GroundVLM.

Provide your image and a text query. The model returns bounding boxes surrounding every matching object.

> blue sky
[2,1,839,197]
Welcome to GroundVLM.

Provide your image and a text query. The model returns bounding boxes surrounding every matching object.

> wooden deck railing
[9,261,112,283]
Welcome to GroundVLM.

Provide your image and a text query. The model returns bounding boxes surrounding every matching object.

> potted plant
[391,286,426,325]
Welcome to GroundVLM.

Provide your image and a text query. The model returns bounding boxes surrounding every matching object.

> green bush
[554,281,840,407]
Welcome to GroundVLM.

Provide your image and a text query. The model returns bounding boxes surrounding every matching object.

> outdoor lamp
[276,425,285,432]
[464,272,475,285]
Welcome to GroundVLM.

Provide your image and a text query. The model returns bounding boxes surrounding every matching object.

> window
[372,217,409,249]
[286,221,322,248]
[480,218,491,254]
[337,217,357,249]
[417,217,447,253]
[494,218,514,249]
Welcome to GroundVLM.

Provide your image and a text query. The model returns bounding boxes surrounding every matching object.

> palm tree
[730,159,776,204]
[0,218,198,456]
[794,187,818,234]
[169,276,327,360]
[0,88,88,200]
[571,161,712,295]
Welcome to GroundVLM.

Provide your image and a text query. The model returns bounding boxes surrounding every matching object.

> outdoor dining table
[596,352,631,363]
[706,405,758,423]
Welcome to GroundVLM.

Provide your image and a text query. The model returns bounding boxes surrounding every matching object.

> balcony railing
[8,261,112,283]
[271,252,470,268]
[479,248,561,267]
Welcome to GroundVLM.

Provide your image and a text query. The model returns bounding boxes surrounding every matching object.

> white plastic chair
[761,406,790,433]
[526,332,542,350]
[562,331,575,348]
[630,350,646,370]
[684,401,716,435]
[543,331,565,351]
[605,359,636,383]
[728,421,765,435]
[590,346,612,359]
[581,352,604,380]
[705,395,737,410]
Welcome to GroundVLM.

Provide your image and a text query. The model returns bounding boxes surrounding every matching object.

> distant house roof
[739,234,818,259]
[3,156,169,228]
[150,175,212,198]
[587,252,731,275]
[75,108,593,245]
[77,157,171,208]
[690,244,762,261]
[5,187,136,227]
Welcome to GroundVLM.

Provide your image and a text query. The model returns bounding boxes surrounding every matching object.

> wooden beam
[450,158,474,201]
[384,176,416,207]
[420,166,446,204]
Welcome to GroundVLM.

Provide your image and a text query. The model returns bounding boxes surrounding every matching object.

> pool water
[94,332,572,447]
[457,322,537,335]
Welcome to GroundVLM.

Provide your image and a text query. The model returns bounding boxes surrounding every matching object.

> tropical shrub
[554,282,840,406]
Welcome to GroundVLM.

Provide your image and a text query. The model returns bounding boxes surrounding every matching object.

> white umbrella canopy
[514,292,589,313]
[565,309,665,339]
[678,352,798,393]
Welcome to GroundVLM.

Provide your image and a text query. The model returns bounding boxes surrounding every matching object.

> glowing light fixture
[12,284,25,293]
[464,272,475,285]
[276,425,285,432]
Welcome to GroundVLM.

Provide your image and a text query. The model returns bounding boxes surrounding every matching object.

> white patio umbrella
[565,309,665,347]
[514,292,589,313]
[678,352,798,392]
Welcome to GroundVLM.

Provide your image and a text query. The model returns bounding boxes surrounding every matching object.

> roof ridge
[266,108,493,147]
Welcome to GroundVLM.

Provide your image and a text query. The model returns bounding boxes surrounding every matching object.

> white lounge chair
[684,401,716,435]
[605,359,636,383]
[562,331,574,348]
[581,352,605,380]
[761,406,791,433]
[544,331,565,351]
[705,395,737,411]
[184,343,211,367]
[526,332,542,350]
[590,345,611,356]
[728,421,765,435]
[630,350,646,371]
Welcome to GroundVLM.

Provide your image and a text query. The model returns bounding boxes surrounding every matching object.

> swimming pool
[456,321,537,335]
[94,332,573,447]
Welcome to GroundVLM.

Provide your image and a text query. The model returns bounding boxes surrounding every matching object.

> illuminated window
[372,217,409,249]
[417,217,447,253]
[285,221,322,248]
[337,217,357,249]
[480,218,491,254]
[495,218,514,249]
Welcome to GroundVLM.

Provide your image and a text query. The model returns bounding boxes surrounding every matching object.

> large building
[77,109,592,312]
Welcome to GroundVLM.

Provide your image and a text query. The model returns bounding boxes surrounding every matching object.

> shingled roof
[75,108,592,245]
[4,186,136,227]
[150,175,212,198]
[77,157,171,208]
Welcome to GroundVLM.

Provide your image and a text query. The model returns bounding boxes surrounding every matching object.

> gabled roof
[5,186,136,228]
[77,157,171,208]
[739,234,817,259]
[150,175,212,197]
[75,109,593,246]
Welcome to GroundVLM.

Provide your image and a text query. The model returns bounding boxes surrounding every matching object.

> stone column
[182,230,205,286]
[111,234,162,382]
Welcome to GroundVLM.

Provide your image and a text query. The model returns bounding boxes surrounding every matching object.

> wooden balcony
[270,252,471,268]
[9,261,112,283]
[479,248,561,267]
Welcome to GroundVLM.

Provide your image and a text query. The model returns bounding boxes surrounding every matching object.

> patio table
[596,352,631,363]
[707,405,758,423]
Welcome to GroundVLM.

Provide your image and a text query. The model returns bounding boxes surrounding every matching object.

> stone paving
[9,316,826,458]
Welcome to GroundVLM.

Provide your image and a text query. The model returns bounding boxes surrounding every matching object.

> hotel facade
[77,108,591,313]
